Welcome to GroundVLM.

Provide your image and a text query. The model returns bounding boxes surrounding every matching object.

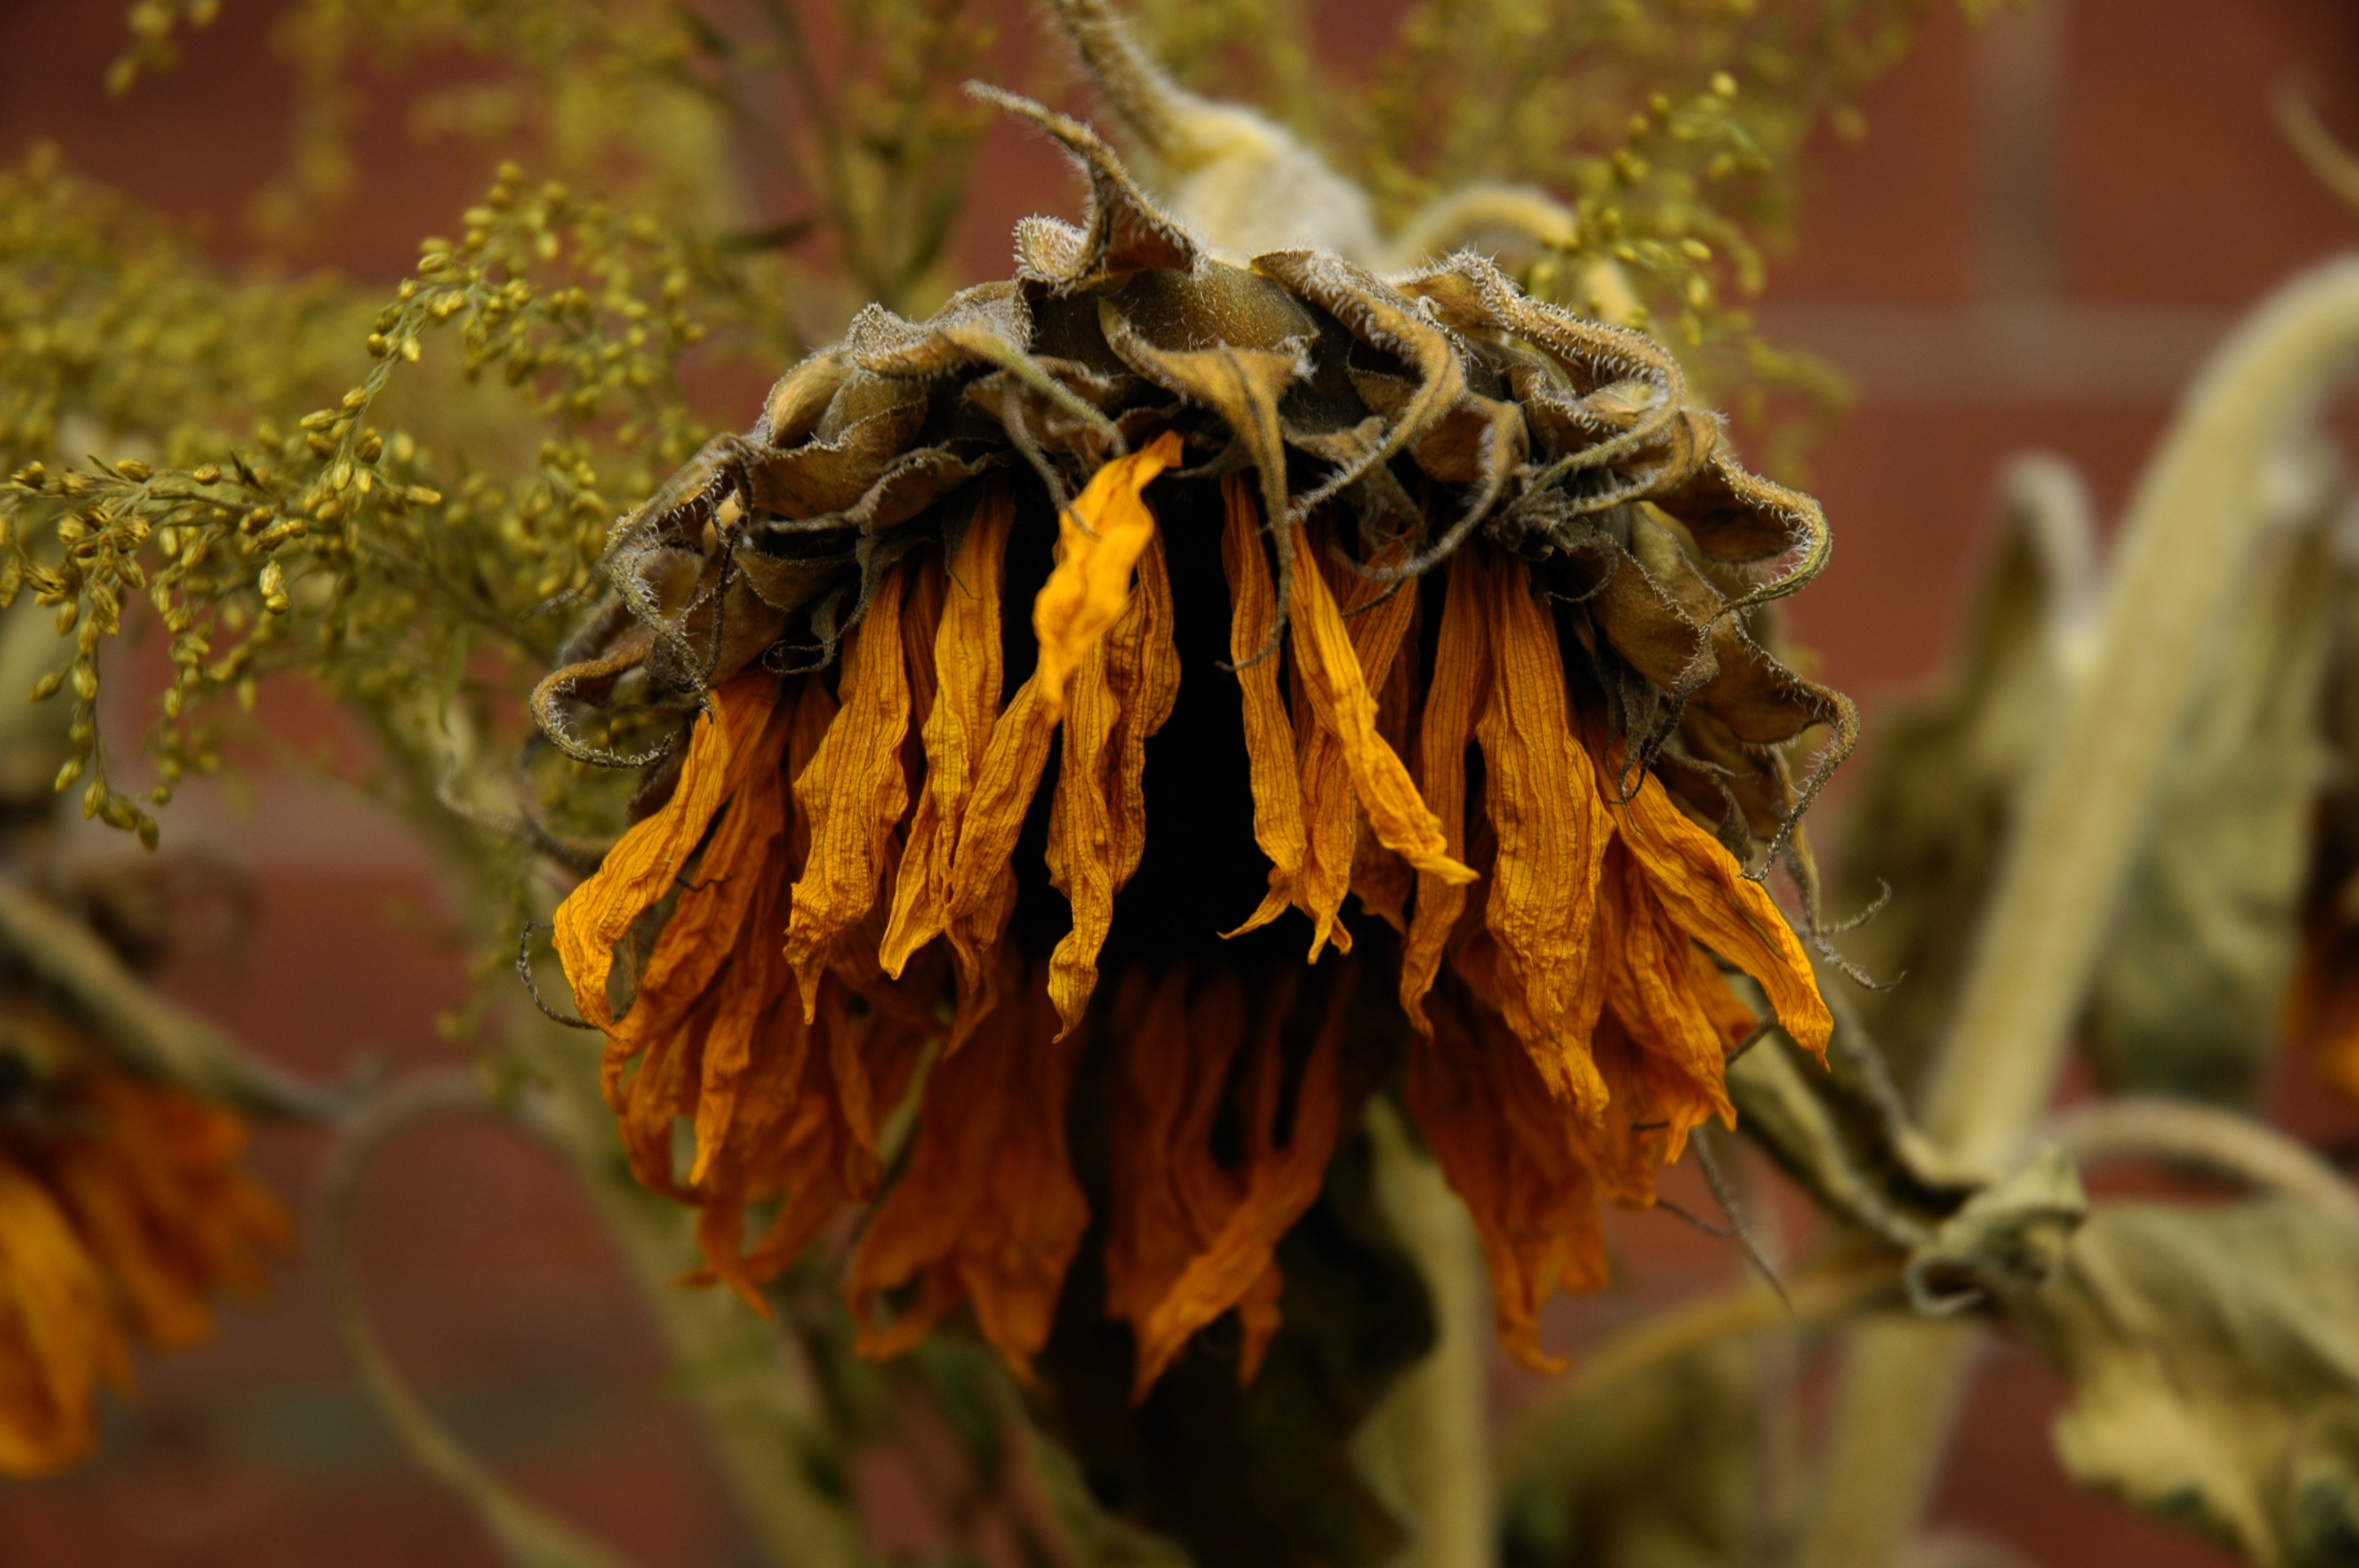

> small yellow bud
[192,463,222,484]
[53,757,79,793]
[115,459,151,481]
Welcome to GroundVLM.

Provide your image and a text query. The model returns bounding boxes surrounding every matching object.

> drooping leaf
[2004,1200,2359,1568]
[1832,456,2096,1087]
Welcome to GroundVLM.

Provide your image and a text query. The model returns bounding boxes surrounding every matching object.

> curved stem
[2047,1097,2359,1221]
[504,1024,875,1568]
[1800,256,2359,1568]
[362,703,871,1568]
[321,1070,639,1568]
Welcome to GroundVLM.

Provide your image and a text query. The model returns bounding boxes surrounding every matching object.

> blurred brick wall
[2,1,2355,1563]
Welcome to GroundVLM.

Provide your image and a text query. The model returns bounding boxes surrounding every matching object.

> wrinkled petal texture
[1607,753,1832,1058]
[847,964,1087,1378]
[1401,548,1489,1029]
[785,560,914,1017]
[1107,964,1350,1396]
[1047,525,1180,1036]
[1288,514,1474,960]
[1472,548,1613,1113]
[1218,474,1309,939]
[1407,985,1604,1374]
[554,673,778,1032]
[1030,430,1185,723]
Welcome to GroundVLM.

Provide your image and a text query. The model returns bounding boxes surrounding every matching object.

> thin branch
[321,1071,640,1568]
[0,878,359,1117]
[2047,1098,2359,1223]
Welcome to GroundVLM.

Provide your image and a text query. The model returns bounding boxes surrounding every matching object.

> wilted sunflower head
[540,85,1850,1391]
[0,998,289,1475]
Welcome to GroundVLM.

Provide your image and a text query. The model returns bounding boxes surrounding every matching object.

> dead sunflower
[0,1004,291,1474]
[540,89,1851,1388]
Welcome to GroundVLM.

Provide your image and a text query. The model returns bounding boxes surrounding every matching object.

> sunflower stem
[1356,1097,1495,1568]
[1796,256,2359,1568]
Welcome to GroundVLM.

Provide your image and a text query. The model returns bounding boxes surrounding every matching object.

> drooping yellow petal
[1132,969,1350,1396]
[847,963,1087,1380]
[1030,430,1185,723]
[1471,550,1613,1113]
[1045,528,1180,1037]
[1598,841,1738,1171]
[785,560,913,1018]
[1405,984,1605,1376]
[929,442,1186,1044]
[1287,517,1453,959]
[1401,550,1490,1029]
[881,487,1014,979]
[939,674,1056,1045]
[680,677,833,1200]
[554,672,779,1031]
[1348,612,1422,935]
[1608,757,1833,1057]
[1218,474,1309,938]
[1286,517,1474,955]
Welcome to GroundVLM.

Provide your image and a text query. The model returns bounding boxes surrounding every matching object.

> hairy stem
[1799,256,2359,1568]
